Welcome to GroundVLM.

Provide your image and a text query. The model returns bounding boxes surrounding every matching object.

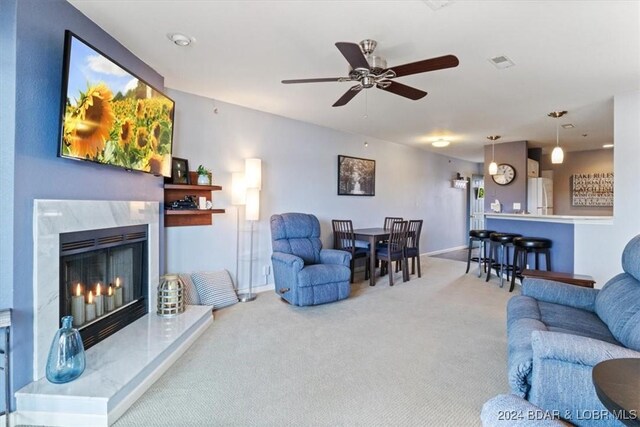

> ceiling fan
[282,39,459,107]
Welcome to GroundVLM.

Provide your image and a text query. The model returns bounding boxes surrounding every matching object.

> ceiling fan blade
[332,85,362,107]
[282,77,344,84]
[335,42,370,70]
[387,54,459,78]
[377,81,427,100]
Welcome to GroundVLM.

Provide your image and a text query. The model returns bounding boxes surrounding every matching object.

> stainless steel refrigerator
[527,177,554,215]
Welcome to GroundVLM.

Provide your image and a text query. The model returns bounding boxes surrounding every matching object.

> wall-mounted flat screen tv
[59,30,174,177]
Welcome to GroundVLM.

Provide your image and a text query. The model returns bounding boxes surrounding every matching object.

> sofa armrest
[522,278,598,312]
[529,330,640,423]
[481,394,572,427]
[271,252,304,270]
[319,248,351,267]
[531,330,640,366]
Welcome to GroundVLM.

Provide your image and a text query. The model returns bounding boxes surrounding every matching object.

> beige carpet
[114,257,517,426]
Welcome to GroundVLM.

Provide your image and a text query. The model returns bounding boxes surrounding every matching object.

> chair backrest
[383,217,403,230]
[332,219,355,253]
[270,213,322,264]
[387,220,409,253]
[407,220,423,250]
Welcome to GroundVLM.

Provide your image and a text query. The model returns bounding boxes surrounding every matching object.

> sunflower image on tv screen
[60,33,174,177]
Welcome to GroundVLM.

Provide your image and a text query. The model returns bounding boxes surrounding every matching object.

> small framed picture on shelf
[170,157,190,184]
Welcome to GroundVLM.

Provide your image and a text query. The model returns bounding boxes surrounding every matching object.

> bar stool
[485,232,522,288]
[465,229,496,277]
[509,236,552,292]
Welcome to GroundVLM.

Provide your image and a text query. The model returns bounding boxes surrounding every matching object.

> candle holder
[157,274,185,317]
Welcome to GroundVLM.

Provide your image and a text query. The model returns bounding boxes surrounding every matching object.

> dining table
[352,227,390,286]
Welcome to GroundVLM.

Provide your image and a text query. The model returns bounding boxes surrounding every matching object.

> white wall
[164,90,481,290]
[574,91,640,286]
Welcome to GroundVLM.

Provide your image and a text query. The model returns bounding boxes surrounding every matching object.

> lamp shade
[488,161,498,175]
[231,172,246,205]
[245,188,260,221]
[245,158,262,189]
[551,146,564,164]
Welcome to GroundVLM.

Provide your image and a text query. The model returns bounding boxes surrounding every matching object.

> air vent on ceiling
[489,55,515,69]
[423,0,454,11]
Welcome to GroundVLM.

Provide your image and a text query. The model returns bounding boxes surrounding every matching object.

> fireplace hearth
[60,225,148,349]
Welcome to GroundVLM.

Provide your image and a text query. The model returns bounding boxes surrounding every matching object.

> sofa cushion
[297,264,350,288]
[538,301,618,345]
[271,213,322,265]
[622,233,640,281]
[507,296,541,329]
[595,272,640,351]
[179,273,201,305]
[191,270,238,309]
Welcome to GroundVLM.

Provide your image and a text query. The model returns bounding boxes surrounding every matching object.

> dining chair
[405,220,423,277]
[376,220,409,286]
[332,219,370,283]
[383,217,403,230]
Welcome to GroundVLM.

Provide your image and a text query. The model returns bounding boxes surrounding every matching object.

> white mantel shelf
[15,305,213,427]
[485,213,614,225]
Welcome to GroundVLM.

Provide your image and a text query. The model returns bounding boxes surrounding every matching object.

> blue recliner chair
[270,213,352,306]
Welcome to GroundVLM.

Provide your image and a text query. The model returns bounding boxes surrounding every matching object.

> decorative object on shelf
[196,165,211,185]
[451,172,468,189]
[490,199,502,213]
[491,163,516,186]
[45,316,86,384]
[157,274,185,316]
[338,155,375,196]
[487,135,500,175]
[171,157,190,184]
[571,173,613,207]
[238,158,262,302]
[548,110,567,164]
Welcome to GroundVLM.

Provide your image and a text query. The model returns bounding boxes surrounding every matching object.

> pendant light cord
[556,119,560,147]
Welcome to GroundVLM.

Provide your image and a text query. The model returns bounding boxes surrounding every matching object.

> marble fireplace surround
[32,200,160,380]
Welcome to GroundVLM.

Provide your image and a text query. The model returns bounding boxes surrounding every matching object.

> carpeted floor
[429,248,469,263]
[114,257,517,427]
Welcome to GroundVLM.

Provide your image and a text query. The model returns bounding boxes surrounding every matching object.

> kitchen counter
[485,213,613,225]
[483,213,612,275]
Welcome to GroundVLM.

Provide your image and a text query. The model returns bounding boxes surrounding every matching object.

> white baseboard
[425,245,468,256]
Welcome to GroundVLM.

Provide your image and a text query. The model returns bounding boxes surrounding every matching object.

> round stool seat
[470,229,496,239]
[490,232,522,244]
[513,236,552,249]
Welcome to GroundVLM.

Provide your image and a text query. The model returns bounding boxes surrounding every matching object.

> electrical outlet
[513,202,521,210]
[263,265,270,276]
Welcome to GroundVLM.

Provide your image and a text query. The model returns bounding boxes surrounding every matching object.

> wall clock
[492,164,516,185]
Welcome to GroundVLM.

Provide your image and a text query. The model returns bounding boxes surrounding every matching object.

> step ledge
[15,305,213,427]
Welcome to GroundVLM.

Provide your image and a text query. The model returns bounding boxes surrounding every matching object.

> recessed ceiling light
[167,33,192,47]
[489,55,515,69]
[603,144,614,148]
[432,139,450,148]
[561,123,575,129]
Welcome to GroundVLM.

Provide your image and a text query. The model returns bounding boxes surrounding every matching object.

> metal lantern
[157,274,185,317]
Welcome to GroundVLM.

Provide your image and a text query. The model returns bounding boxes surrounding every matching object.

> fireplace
[59,225,148,349]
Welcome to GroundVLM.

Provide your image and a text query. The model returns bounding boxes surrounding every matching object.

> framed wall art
[571,173,613,207]
[338,155,375,196]
[170,157,190,184]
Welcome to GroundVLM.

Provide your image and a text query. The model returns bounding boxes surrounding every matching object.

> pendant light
[487,135,500,175]
[548,111,567,164]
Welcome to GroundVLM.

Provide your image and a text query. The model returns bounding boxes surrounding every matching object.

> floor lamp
[231,172,246,293]
[238,158,261,303]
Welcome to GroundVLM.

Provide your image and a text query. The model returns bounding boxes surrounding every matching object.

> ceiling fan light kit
[432,139,450,148]
[282,39,459,107]
[487,135,500,175]
[548,110,567,164]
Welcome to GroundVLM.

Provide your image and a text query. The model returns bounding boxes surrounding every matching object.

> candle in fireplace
[95,282,104,317]
[115,277,123,308]
[71,283,85,326]
[85,290,96,322]
[106,285,115,312]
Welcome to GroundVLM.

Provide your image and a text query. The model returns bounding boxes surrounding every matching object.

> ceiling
[68,0,640,162]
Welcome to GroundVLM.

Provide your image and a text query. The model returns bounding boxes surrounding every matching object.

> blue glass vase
[46,316,86,383]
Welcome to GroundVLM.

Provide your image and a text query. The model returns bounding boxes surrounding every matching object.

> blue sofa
[483,234,640,426]
[270,213,351,306]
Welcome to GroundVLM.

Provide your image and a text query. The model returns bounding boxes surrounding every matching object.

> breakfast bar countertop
[484,213,613,225]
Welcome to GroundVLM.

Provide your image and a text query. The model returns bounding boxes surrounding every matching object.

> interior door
[469,174,485,230]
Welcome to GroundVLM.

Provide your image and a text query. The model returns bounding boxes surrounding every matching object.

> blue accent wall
[7,0,166,409]
[485,218,574,273]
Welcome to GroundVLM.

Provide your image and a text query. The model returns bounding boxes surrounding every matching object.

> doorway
[469,174,485,231]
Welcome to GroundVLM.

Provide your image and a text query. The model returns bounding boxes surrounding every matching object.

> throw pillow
[179,274,200,305]
[191,270,238,309]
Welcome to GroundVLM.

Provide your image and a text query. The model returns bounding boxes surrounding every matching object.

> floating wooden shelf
[164,182,224,227]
